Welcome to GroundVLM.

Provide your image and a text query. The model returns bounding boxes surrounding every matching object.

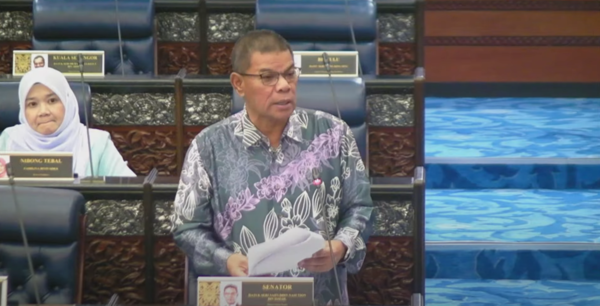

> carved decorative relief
[207,43,234,75]
[98,127,178,176]
[83,237,146,304]
[0,41,31,74]
[369,127,415,177]
[154,237,186,304]
[348,237,414,305]
[185,127,205,149]
[157,42,201,75]
[379,43,416,76]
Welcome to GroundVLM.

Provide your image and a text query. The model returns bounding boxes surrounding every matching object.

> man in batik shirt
[171,29,374,306]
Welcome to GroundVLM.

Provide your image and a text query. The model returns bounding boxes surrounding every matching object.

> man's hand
[227,253,248,276]
[299,240,347,273]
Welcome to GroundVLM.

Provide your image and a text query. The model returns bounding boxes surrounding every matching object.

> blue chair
[32,0,155,75]
[0,82,92,133]
[256,0,378,75]
[0,186,86,304]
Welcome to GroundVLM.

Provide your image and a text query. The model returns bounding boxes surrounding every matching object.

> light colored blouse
[0,128,137,177]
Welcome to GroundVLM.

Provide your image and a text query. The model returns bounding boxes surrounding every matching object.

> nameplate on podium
[0,276,7,306]
[197,276,314,306]
[293,51,358,77]
[12,50,105,77]
[0,152,73,181]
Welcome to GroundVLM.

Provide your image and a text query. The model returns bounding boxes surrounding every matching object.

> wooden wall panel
[425,0,600,83]
[426,46,600,82]
[98,126,178,176]
[426,11,600,37]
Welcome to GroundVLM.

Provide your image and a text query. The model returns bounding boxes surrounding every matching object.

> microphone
[106,293,120,306]
[114,0,125,76]
[318,1,361,302]
[314,54,345,303]
[321,53,342,120]
[344,0,362,76]
[6,163,42,306]
[77,54,96,181]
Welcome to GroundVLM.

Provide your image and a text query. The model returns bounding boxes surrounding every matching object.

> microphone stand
[6,163,42,306]
[319,52,344,305]
[77,54,100,183]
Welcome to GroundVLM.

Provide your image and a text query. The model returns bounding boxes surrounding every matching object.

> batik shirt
[171,107,374,306]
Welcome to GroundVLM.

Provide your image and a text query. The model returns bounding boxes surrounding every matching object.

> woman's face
[24,83,65,135]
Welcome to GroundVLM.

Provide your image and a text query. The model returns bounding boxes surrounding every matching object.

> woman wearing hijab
[0,67,136,177]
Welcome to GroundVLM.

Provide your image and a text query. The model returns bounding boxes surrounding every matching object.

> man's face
[224,287,237,304]
[231,51,298,124]
[33,57,45,68]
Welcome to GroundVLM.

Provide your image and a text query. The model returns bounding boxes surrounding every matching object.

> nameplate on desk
[0,276,7,306]
[293,51,358,77]
[0,152,73,181]
[12,50,105,77]
[197,276,314,306]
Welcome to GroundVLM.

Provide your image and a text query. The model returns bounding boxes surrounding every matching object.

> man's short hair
[224,284,238,292]
[34,56,44,62]
[231,29,293,73]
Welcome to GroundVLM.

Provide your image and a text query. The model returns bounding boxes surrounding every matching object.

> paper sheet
[247,227,325,276]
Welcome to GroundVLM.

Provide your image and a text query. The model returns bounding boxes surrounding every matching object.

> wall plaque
[293,51,359,77]
[12,50,105,77]
[0,152,73,181]
[197,277,314,306]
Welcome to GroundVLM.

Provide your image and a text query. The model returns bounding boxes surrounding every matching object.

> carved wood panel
[154,236,186,304]
[348,237,414,305]
[0,41,32,74]
[207,43,234,75]
[184,126,205,150]
[97,126,178,176]
[157,42,201,75]
[369,127,415,177]
[83,236,146,305]
[379,43,416,76]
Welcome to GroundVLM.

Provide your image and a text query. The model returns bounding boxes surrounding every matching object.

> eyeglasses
[238,67,301,86]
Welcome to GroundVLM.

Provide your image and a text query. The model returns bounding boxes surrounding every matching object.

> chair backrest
[32,0,155,75]
[231,77,368,161]
[0,186,86,304]
[256,0,378,75]
[0,82,92,133]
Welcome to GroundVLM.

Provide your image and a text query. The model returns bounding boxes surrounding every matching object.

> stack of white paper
[247,227,325,276]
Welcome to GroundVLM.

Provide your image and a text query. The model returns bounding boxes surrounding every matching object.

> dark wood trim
[425,36,600,46]
[413,70,424,167]
[174,78,184,176]
[142,183,156,303]
[198,0,209,75]
[415,0,425,67]
[425,0,600,11]
[412,168,425,297]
